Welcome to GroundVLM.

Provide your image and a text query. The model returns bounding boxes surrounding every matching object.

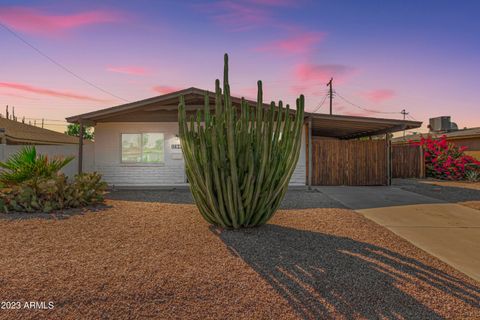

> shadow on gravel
[0,204,112,220]
[394,179,480,205]
[217,225,480,319]
[107,189,194,204]
[106,189,346,209]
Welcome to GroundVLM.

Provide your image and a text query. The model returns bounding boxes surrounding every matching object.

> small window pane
[142,133,164,163]
[122,134,141,162]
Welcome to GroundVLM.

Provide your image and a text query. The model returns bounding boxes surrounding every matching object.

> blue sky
[0,0,479,131]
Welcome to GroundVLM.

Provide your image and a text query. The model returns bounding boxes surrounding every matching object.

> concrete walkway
[318,186,480,282]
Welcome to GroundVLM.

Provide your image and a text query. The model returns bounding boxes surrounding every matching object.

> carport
[305,113,421,187]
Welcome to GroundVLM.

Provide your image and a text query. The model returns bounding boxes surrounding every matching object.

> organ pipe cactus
[178,54,304,228]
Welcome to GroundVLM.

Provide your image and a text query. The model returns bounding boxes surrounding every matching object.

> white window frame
[120,132,165,165]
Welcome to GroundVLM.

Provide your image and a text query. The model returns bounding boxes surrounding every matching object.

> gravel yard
[0,190,479,319]
[394,179,480,210]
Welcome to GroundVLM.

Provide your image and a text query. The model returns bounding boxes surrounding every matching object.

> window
[121,133,164,163]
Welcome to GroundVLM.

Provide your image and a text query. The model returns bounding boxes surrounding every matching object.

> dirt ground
[0,197,479,319]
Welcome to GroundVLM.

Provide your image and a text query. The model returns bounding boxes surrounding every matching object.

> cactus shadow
[0,204,112,220]
[216,225,480,319]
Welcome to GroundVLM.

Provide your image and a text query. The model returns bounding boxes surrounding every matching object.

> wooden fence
[310,139,388,186]
[391,144,425,178]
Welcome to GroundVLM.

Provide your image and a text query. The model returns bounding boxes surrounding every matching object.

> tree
[178,54,304,228]
[65,124,94,140]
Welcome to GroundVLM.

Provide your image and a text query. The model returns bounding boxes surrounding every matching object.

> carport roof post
[78,120,84,174]
[65,87,422,139]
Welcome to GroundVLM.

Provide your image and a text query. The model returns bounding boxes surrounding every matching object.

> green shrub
[0,172,107,214]
[0,146,74,185]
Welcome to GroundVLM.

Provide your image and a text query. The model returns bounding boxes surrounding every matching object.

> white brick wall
[95,122,186,187]
[94,122,306,187]
[290,127,307,186]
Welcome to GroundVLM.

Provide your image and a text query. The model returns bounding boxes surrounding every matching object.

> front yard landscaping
[1,191,479,319]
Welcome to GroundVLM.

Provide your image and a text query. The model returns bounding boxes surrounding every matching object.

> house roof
[66,87,422,139]
[0,117,79,145]
[392,127,480,144]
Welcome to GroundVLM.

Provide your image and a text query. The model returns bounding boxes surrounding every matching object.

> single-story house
[66,87,421,187]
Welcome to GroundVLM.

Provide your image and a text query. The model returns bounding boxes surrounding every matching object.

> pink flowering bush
[411,135,480,180]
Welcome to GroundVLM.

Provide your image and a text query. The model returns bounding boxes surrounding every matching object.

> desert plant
[0,146,74,185]
[178,54,304,228]
[0,172,107,213]
[465,170,480,182]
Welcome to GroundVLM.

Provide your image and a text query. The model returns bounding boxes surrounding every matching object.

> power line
[24,117,67,123]
[406,114,418,121]
[0,21,129,103]
[310,94,328,113]
[334,91,401,115]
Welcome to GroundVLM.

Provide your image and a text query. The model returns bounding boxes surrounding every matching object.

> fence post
[419,145,425,178]
[78,121,84,174]
[307,118,312,189]
[386,134,392,185]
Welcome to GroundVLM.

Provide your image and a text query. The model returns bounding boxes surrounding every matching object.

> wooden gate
[392,145,425,178]
[310,139,388,186]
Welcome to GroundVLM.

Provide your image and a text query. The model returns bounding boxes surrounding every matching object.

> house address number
[171,144,181,150]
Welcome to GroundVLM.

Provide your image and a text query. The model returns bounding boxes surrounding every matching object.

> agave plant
[0,146,74,185]
[178,54,304,228]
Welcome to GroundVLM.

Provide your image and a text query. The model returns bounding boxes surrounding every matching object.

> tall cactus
[178,54,304,228]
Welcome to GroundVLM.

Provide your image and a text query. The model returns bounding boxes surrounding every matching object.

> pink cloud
[0,82,107,102]
[0,6,122,35]
[246,0,297,6]
[0,91,39,100]
[361,89,395,103]
[197,1,271,31]
[152,85,182,94]
[295,63,356,83]
[107,66,148,76]
[256,32,326,54]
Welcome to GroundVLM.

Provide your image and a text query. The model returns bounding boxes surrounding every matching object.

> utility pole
[401,109,409,137]
[327,78,333,115]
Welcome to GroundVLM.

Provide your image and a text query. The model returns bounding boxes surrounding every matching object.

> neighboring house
[0,117,78,145]
[392,126,480,160]
[66,87,421,187]
[0,117,93,177]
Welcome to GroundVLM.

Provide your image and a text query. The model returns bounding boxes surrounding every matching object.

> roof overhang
[306,113,421,139]
[66,87,422,139]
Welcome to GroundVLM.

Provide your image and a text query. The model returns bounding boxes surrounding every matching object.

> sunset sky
[0,0,479,133]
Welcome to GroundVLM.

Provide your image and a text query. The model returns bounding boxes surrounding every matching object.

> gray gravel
[106,187,346,209]
[393,178,480,203]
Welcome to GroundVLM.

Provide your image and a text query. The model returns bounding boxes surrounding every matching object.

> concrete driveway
[318,186,480,282]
